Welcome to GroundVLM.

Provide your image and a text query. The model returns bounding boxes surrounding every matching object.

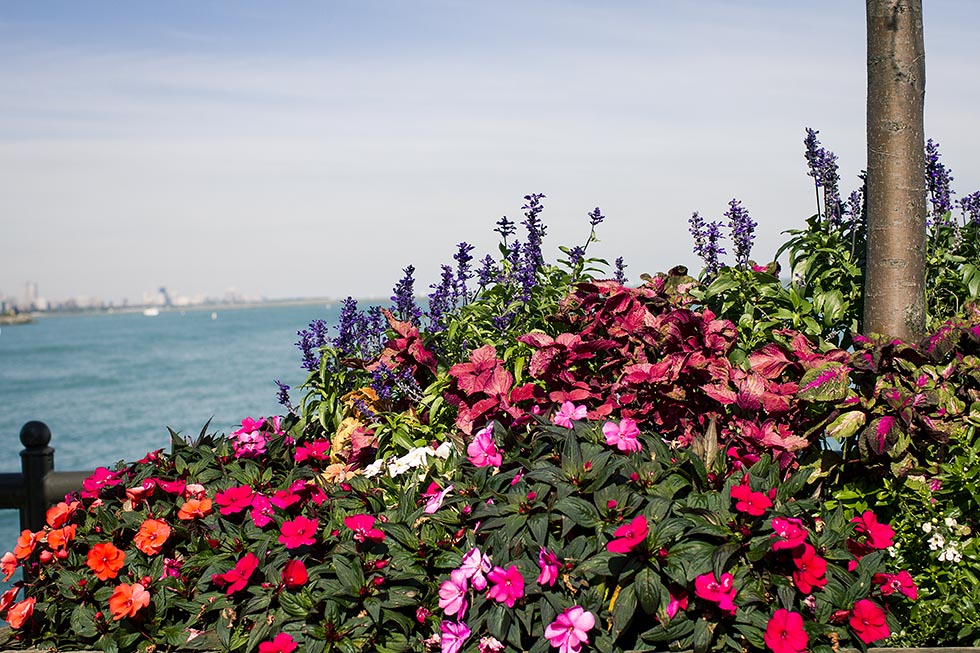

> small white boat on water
[143,308,160,317]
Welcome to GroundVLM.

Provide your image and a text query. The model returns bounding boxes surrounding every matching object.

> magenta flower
[544,606,594,653]
[874,570,918,599]
[459,547,492,590]
[250,494,275,528]
[424,484,455,514]
[81,467,123,499]
[294,440,331,463]
[214,485,255,516]
[438,569,469,618]
[537,548,561,587]
[344,513,386,543]
[478,636,505,653]
[850,511,895,549]
[602,418,642,453]
[694,572,737,613]
[607,514,649,554]
[258,632,298,653]
[764,609,808,653]
[486,565,525,608]
[467,426,502,468]
[440,620,471,653]
[282,559,308,589]
[278,516,318,549]
[212,552,259,595]
[552,401,586,429]
[665,587,688,619]
[770,517,808,551]
[730,483,772,517]
[159,557,182,580]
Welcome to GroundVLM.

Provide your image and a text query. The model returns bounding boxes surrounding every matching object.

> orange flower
[6,597,35,629]
[177,497,213,520]
[45,500,80,529]
[134,519,171,556]
[46,524,77,552]
[108,582,150,621]
[86,542,126,581]
[13,530,37,561]
[1,551,18,582]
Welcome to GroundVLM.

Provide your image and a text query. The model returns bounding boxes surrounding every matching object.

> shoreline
[26,297,337,320]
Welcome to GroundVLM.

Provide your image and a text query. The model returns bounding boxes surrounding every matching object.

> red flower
[6,597,35,629]
[770,517,808,551]
[214,485,256,516]
[47,524,77,552]
[344,514,385,543]
[13,530,38,561]
[850,511,894,550]
[606,514,649,554]
[874,570,918,600]
[45,501,80,529]
[0,552,17,582]
[282,559,308,589]
[294,440,331,463]
[730,483,772,517]
[0,585,20,612]
[694,572,737,613]
[86,542,126,581]
[279,516,319,549]
[764,609,808,653]
[792,544,827,594]
[258,633,298,653]
[850,599,889,644]
[212,552,259,595]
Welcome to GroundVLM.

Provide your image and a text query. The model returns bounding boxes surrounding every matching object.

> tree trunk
[863,0,926,340]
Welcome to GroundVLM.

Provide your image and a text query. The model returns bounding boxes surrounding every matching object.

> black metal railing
[0,421,92,533]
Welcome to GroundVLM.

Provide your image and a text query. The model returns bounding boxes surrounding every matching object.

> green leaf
[634,566,663,615]
[554,496,602,529]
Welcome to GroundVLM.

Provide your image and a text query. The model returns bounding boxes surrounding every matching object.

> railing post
[20,420,53,533]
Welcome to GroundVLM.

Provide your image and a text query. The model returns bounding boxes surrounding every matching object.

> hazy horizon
[2,1,979,306]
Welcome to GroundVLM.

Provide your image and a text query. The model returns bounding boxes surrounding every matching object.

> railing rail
[0,421,94,532]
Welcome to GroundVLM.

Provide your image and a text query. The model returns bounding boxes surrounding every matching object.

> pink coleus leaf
[747,343,794,379]
[796,361,851,402]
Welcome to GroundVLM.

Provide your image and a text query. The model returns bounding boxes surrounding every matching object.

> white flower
[363,459,386,478]
[398,446,431,469]
[388,458,411,478]
[945,516,959,528]
[939,545,963,563]
[433,442,453,459]
[928,533,946,551]
[922,521,933,534]
[887,545,899,558]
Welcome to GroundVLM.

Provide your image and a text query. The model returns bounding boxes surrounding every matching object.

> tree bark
[863,0,926,340]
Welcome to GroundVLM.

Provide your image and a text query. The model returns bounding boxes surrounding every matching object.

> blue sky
[2,1,979,304]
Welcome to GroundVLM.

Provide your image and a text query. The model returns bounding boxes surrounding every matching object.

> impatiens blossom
[850,599,890,643]
[177,497,213,521]
[134,518,171,556]
[770,517,808,551]
[0,585,20,612]
[466,425,502,468]
[282,559,309,589]
[552,401,587,429]
[258,633,298,653]
[730,482,772,516]
[81,467,123,498]
[250,494,275,528]
[440,620,471,653]
[764,609,808,653]
[424,484,455,514]
[694,572,737,613]
[665,587,688,619]
[1,551,17,582]
[344,513,385,543]
[537,548,561,586]
[294,439,331,463]
[108,582,150,621]
[602,417,642,453]
[230,417,269,458]
[607,514,649,553]
[544,606,594,653]
[214,485,255,516]
[850,511,895,550]
[479,636,505,653]
[438,569,470,617]
[792,544,827,594]
[13,530,38,560]
[45,500,79,528]
[47,524,76,552]
[459,547,492,590]
[874,570,918,599]
[212,552,259,595]
[6,597,35,629]
[486,565,525,607]
[279,516,319,549]
[86,542,126,581]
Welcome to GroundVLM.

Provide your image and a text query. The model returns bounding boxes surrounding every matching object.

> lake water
[0,303,341,568]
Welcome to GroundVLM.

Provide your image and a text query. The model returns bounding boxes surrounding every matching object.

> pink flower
[694,572,737,613]
[250,494,275,528]
[792,544,827,594]
[770,517,808,551]
[159,557,182,580]
[552,401,587,429]
[282,559,308,589]
[344,513,385,543]
[81,467,123,499]
[459,547,492,590]
[850,599,889,643]
[764,609,808,653]
[438,569,469,617]
[874,570,918,599]
[537,548,561,587]
[278,516,319,549]
[607,514,649,554]
[730,483,772,517]
[486,565,525,607]
[258,633,298,653]
[214,485,255,516]
[850,511,894,550]
[231,418,269,458]
[424,484,455,514]
[602,418,642,453]
[294,440,331,464]
[544,606,594,653]
[467,426,502,468]
[440,620,471,653]
[212,552,259,595]
[665,587,688,619]
[478,636,505,653]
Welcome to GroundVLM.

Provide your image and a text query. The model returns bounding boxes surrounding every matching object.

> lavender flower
[495,216,516,240]
[588,207,605,226]
[521,193,547,272]
[568,245,586,268]
[332,298,386,360]
[296,319,329,371]
[804,128,841,224]
[689,211,707,257]
[275,380,294,413]
[370,363,395,403]
[492,311,514,331]
[476,254,499,287]
[453,242,475,302]
[725,198,757,268]
[958,191,980,225]
[390,265,422,324]
[614,256,627,284]
[690,211,726,275]
[427,264,456,330]
[925,139,954,222]
[332,297,361,357]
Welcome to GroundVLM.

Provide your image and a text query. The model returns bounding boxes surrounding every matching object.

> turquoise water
[0,303,340,562]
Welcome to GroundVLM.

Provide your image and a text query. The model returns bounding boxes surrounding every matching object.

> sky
[2,1,979,305]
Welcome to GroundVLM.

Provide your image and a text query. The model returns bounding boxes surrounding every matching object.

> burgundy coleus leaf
[378,308,438,373]
[455,397,503,435]
[449,345,512,397]
[748,343,794,379]
[621,360,680,385]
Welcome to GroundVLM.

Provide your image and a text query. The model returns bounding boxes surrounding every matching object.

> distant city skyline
[2,2,979,304]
